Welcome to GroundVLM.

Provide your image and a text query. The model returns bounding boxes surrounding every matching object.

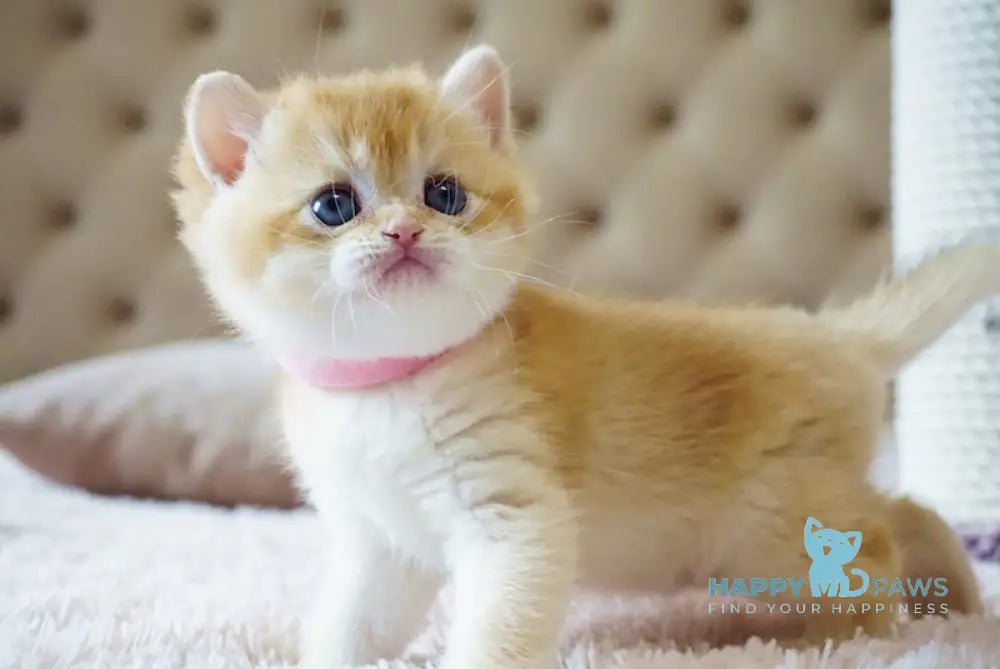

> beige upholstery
[0,0,891,383]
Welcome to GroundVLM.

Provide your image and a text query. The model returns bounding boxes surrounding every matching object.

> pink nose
[382,219,423,248]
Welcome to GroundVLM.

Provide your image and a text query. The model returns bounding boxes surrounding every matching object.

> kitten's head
[172,46,532,360]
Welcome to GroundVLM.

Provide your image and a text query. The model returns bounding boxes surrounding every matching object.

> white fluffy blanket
[2,451,1000,669]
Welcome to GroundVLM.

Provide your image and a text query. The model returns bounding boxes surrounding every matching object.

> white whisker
[309,277,332,307]
[464,198,515,236]
[363,277,396,317]
[329,292,343,353]
[314,5,326,76]
[467,284,505,361]
[440,65,513,135]
[467,259,580,296]
[486,253,575,281]
[477,213,584,244]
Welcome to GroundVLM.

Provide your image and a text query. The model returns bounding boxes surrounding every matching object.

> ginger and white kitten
[174,46,988,669]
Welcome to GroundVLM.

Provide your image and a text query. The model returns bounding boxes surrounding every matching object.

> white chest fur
[278,353,545,569]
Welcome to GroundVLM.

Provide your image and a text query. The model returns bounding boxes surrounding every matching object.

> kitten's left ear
[441,45,510,149]
[184,71,270,186]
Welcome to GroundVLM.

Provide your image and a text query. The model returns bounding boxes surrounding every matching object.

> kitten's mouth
[370,247,441,286]
[384,257,432,278]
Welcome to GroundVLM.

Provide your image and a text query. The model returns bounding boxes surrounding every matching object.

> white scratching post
[893,0,1000,528]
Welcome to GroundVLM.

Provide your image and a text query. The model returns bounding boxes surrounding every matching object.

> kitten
[173,46,989,669]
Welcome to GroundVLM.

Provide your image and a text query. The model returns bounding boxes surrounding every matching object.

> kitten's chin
[337,277,517,359]
[329,299,498,360]
[223,279,515,362]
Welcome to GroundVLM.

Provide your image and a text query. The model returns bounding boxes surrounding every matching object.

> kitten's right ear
[441,45,510,149]
[184,71,268,186]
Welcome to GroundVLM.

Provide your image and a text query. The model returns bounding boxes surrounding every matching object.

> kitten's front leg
[441,498,576,669]
[300,516,440,669]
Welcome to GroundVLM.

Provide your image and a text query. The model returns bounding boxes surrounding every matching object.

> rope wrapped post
[892,1,1000,541]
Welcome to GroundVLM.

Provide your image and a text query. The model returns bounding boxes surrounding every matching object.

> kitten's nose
[381,218,423,249]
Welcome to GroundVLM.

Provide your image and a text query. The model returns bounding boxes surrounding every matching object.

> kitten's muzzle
[366,241,442,286]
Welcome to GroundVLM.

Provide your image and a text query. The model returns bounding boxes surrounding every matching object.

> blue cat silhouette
[803,517,869,598]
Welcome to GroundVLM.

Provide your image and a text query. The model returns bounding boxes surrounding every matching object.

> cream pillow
[0,340,299,507]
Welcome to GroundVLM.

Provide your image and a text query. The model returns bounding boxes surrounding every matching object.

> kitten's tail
[820,245,1000,377]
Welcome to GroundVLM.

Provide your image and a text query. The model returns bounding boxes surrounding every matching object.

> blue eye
[424,175,467,216]
[310,185,360,227]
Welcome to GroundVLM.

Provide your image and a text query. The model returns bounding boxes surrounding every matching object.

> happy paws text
[708,576,949,599]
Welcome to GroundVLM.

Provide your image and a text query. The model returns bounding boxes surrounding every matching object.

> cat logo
[804,517,869,598]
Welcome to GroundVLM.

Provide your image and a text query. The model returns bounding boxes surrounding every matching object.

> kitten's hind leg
[803,518,900,644]
[726,514,902,647]
[887,496,983,616]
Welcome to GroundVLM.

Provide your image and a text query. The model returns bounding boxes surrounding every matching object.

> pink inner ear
[443,48,509,148]
[204,128,247,185]
[197,110,249,185]
[476,82,506,144]
[188,72,265,186]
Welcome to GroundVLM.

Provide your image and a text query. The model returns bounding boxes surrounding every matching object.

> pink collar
[277,352,444,389]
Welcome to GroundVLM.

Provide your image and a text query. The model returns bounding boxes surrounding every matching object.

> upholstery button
[714,203,742,232]
[513,104,540,134]
[53,5,91,40]
[720,0,749,29]
[576,206,603,230]
[451,6,476,33]
[165,209,179,234]
[583,2,613,30]
[117,104,148,133]
[862,0,891,26]
[47,200,77,230]
[317,5,346,34]
[0,294,11,325]
[787,98,818,128]
[185,6,216,37]
[648,101,678,132]
[105,296,137,324]
[856,204,885,231]
[0,103,22,135]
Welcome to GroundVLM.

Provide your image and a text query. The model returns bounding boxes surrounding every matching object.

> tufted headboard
[0,0,891,383]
